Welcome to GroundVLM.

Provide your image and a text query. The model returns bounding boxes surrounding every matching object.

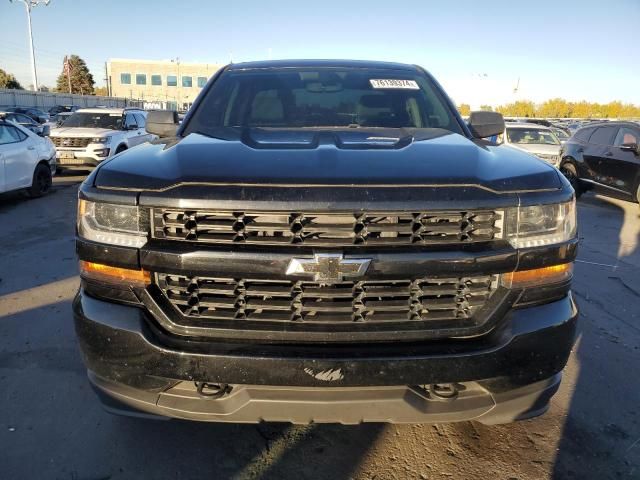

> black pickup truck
[74,60,578,424]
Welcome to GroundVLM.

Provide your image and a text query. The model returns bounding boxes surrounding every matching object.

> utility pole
[173,57,181,110]
[10,0,51,92]
[104,62,110,97]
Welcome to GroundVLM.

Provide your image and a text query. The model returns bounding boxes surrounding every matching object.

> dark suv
[560,121,640,204]
[74,60,578,425]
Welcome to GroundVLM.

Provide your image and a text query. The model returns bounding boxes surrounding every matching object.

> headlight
[92,136,111,144]
[78,199,148,248]
[504,200,576,249]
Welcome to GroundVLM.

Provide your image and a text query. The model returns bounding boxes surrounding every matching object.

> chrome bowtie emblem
[286,253,371,283]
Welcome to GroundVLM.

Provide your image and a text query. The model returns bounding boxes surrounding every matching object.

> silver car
[500,122,562,167]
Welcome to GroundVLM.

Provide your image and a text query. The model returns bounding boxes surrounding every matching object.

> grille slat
[153,209,501,247]
[156,273,498,327]
[51,137,92,148]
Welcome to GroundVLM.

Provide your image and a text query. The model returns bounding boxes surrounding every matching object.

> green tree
[479,105,493,112]
[56,55,95,95]
[457,103,471,116]
[94,86,108,96]
[0,68,24,89]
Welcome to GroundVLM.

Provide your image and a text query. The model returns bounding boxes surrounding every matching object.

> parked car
[551,127,570,145]
[47,112,74,129]
[0,111,50,137]
[560,121,640,204]
[5,106,50,124]
[74,60,578,425]
[49,105,80,116]
[500,122,562,167]
[49,107,156,171]
[0,118,56,197]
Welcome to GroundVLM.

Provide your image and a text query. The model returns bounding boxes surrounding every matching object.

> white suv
[50,107,156,171]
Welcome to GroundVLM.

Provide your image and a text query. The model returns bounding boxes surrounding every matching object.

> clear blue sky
[1,0,638,107]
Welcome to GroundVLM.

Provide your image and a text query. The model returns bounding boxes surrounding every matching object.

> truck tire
[26,163,52,198]
[560,163,582,199]
[115,145,127,154]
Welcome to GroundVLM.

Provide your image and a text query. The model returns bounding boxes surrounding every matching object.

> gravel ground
[0,174,639,480]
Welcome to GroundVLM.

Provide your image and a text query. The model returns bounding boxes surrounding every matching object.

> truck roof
[227,59,420,71]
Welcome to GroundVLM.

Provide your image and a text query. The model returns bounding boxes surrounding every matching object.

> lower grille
[156,273,498,327]
[51,136,91,148]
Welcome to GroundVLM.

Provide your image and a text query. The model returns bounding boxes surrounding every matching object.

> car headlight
[92,136,111,144]
[78,199,148,248]
[504,200,576,249]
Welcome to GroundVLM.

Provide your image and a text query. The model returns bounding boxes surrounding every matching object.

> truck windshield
[61,112,122,130]
[184,68,464,136]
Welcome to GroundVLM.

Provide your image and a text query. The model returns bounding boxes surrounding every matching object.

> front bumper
[55,147,110,169]
[74,290,578,424]
[47,154,57,176]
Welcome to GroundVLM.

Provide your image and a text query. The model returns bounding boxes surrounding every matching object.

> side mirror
[146,110,179,138]
[468,111,505,139]
[39,125,50,137]
[620,143,640,155]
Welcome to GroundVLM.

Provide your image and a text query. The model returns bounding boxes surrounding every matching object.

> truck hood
[93,128,562,193]
[50,127,115,137]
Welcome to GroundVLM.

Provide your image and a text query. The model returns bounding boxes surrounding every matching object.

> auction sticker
[369,79,419,89]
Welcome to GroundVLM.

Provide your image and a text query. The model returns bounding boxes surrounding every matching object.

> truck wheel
[27,163,52,198]
[560,163,582,199]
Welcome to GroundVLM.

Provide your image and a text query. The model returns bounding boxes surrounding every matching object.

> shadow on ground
[553,193,640,479]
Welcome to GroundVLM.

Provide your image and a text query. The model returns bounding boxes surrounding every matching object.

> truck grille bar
[152,210,502,247]
[51,137,92,148]
[156,273,498,326]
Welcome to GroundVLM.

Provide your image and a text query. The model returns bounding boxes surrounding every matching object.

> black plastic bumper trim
[73,290,578,389]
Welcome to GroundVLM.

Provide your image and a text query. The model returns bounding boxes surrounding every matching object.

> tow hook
[195,382,232,399]
[429,383,459,400]
[414,383,462,401]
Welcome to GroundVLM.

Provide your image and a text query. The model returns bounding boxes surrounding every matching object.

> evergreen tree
[56,55,95,94]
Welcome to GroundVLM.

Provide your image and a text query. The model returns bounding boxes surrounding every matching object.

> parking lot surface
[1,174,639,480]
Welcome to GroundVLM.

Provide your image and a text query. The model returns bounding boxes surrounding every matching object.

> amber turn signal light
[79,261,151,287]
[502,263,573,288]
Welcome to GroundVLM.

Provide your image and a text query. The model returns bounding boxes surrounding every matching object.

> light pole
[10,0,51,91]
[175,57,181,110]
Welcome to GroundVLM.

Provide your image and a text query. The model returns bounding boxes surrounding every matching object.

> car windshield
[507,128,560,145]
[61,112,122,129]
[554,129,569,139]
[184,67,464,136]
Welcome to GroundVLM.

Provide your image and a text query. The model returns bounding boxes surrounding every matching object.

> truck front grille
[156,273,498,326]
[152,210,501,247]
[51,137,91,148]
